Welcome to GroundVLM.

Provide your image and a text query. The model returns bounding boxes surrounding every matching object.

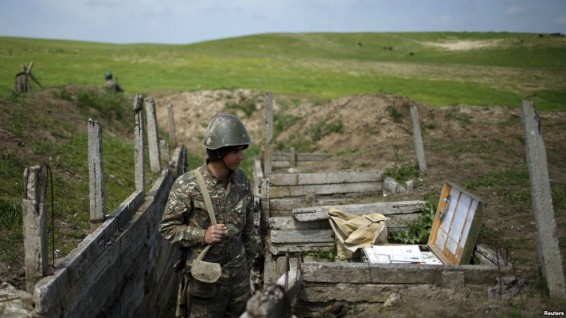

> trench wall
[31,147,186,318]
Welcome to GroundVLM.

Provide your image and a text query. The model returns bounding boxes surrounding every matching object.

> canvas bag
[191,169,222,283]
[327,208,389,260]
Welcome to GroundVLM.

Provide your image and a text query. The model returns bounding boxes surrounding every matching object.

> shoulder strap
[194,168,217,225]
[194,168,216,260]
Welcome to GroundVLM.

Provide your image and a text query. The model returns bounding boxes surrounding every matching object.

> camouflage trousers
[178,260,251,318]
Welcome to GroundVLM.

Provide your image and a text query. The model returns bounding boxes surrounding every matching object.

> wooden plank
[263,253,278,285]
[271,229,334,244]
[293,200,426,221]
[269,217,330,230]
[269,243,334,255]
[302,262,442,284]
[269,214,416,231]
[252,157,264,197]
[411,105,427,172]
[301,283,420,303]
[254,158,264,180]
[300,262,516,285]
[264,92,273,175]
[272,152,331,162]
[269,197,378,216]
[270,182,379,198]
[269,171,382,186]
[273,161,290,169]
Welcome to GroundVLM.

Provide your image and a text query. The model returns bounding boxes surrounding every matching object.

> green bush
[383,161,419,184]
[390,200,436,244]
[308,117,344,142]
[225,101,256,118]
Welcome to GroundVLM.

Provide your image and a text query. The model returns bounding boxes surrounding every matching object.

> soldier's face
[223,146,245,171]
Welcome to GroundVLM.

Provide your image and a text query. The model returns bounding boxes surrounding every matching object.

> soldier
[14,62,41,94]
[160,114,259,318]
[104,71,124,92]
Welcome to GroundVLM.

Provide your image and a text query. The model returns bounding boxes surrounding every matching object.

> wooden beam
[300,262,514,285]
[271,229,334,244]
[270,182,380,198]
[272,152,332,162]
[293,200,426,221]
[269,217,330,230]
[269,214,417,231]
[269,243,334,255]
[269,171,382,186]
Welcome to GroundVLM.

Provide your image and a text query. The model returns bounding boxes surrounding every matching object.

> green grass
[0,89,161,262]
[1,32,565,110]
[0,31,565,266]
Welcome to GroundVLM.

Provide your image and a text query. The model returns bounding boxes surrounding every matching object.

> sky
[1,0,566,45]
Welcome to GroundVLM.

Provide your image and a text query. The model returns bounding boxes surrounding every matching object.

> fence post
[289,147,296,168]
[160,139,170,169]
[88,119,106,231]
[145,97,161,173]
[264,91,273,175]
[134,94,145,192]
[410,105,427,173]
[167,102,177,148]
[22,164,48,293]
[521,100,566,299]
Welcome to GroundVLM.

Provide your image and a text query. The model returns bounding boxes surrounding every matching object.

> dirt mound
[155,89,566,315]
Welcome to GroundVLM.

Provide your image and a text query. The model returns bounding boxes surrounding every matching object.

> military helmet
[203,114,252,150]
[105,71,113,80]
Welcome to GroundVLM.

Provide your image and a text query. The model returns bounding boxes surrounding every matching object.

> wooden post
[159,139,170,169]
[88,119,106,231]
[264,91,273,175]
[133,94,145,192]
[145,97,161,173]
[242,267,301,318]
[289,147,296,168]
[167,103,177,148]
[521,100,566,299]
[22,165,48,293]
[410,105,427,173]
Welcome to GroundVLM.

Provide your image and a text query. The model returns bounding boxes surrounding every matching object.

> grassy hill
[0,32,565,292]
[1,32,565,110]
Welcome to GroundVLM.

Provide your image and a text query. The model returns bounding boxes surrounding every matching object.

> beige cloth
[327,208,388,260]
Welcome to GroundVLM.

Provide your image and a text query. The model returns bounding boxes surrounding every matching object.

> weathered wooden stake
[264,91,273,175]
[134,94,145,192]
[289,147,296,168]
[88,119,106,231]
[159,139,170,169]
[410,105,427,172]
[167,103,177,148]
[22,165,48,293]
[145,97,161,173]
[521,100,566,299]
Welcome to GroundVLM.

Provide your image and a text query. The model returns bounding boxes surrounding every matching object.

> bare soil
[1,88,565,316]
[154,89,566,316]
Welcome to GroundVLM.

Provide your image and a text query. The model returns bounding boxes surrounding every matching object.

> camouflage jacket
[160,164,258,268]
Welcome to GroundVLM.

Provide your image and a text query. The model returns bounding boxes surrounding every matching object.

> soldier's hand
[204,224,226,244]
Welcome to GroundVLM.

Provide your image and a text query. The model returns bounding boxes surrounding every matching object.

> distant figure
[14,61,42,94]
[104,71,124,92]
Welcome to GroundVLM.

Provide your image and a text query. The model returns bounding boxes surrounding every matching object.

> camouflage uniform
[160,164,258,318]
[104,79,124,92]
